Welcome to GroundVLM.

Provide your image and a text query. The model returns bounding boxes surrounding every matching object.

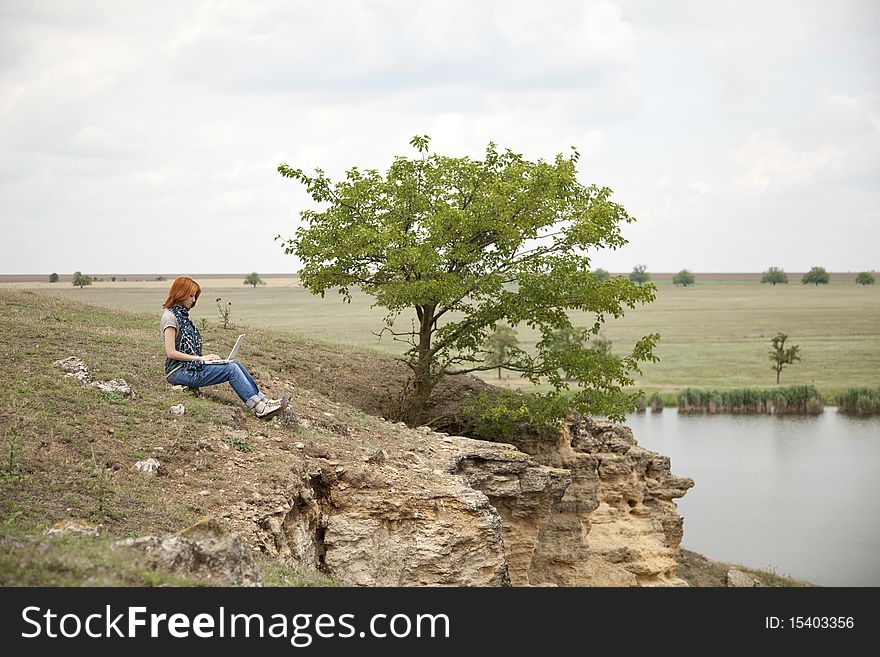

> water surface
[625,409,880,586]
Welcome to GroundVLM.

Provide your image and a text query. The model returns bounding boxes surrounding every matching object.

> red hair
[163,276,201,309]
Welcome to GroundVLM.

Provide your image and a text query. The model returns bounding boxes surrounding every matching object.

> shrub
[459,390,571,442]
[837,388,880,415]
[677,386,823,415]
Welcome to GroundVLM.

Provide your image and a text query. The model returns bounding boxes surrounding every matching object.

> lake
[625,408,880,586]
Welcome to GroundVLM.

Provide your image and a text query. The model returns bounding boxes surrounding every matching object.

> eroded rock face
[226,417,693,587]
[241,440,515,586]
[507,416,694,586]
[117,517,263,586]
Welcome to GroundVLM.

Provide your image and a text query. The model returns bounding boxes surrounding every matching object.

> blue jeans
[168,362,266,410]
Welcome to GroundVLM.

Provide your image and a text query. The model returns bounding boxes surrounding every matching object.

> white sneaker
[254,396,289,420]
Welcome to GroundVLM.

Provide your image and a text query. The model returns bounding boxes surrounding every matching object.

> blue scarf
[166,305,204,376]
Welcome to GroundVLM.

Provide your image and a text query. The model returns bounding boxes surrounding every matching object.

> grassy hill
[0,289,813,587]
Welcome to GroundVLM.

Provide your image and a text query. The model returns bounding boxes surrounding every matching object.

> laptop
[203,334,245,364]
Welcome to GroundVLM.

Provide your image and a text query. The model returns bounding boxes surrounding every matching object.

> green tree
[673,269,695,287]
[855,271,875,286]
[769,332,801,384]
[761,267,788,285]
[278,136,659,425]
[801,266,829,286]
[244,272,266,288]
[72,271,92,289]
[546,328,617,381]
[48,272,59,283]
[590,333,614,358]
[629,264,650,285]
[592,268,610,282]
[483,325,520,379]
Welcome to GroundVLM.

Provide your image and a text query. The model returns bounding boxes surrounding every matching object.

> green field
[24,277,880,400]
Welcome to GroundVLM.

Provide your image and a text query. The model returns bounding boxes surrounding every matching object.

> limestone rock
[53,356,133,397]
[46,519,101,537]
[117,517,263,586]
[727,568,765,587]
[134,458,161,475]
[221,413,693,588]
[89,379,133,396]
[169,404,185,416]
[502,415,694,586]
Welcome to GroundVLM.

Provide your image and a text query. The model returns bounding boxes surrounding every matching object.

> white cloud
[734,133,847,192]
[0,1,878,274]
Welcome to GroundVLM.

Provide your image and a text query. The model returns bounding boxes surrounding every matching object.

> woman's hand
[203,353,222,360]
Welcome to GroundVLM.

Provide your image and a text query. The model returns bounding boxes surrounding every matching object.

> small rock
[134,458,161,475]
[294,442,305,450]
[169,404,185,416]
[199,490,210,496]
[366,449,387,464]
[46,519,101,537]
[416,425,432,434]
[117,517,263,586]
[726,569,765,587]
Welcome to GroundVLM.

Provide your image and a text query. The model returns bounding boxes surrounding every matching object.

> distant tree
[769,332,801,384]
[72,271,92,289]
[244,272,266,288]
[761,267,788,286]
[673,269,695,287]
[855,272,875,286]
[801,266,829,286]
[548,325,585,352]
[547,328,617,381]
[48,273,59,283]
[483,325,520,379]
[590,334,614,357]
[592,268,611,282]
[629,264,650,285]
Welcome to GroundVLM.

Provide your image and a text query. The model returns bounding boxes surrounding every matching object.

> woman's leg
[169,363,262,410]
[231,362,266,402]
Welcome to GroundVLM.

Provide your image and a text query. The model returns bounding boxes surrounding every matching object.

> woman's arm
[163,327,221,361]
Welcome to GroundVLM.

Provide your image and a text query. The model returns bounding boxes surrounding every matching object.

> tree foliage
[592,268,610,282]
[801,266,829,286]
[629,264,650,285]
[673,269,695,287]
[48,273,59,283]
[244,272,266,288]
[483,325,519,379]
[72,271,92,288]
[761,267,788,285]
[769,332,801,384]
[546,328,617,381]
[855,271,875,286]
[278,136,659,425]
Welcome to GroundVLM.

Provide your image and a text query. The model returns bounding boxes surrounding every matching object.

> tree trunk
[401,304,438,426]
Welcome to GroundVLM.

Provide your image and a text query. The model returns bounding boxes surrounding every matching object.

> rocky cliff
[221,413,693,587]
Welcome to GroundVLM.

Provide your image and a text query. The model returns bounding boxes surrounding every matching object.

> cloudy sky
[1,0,878,275]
